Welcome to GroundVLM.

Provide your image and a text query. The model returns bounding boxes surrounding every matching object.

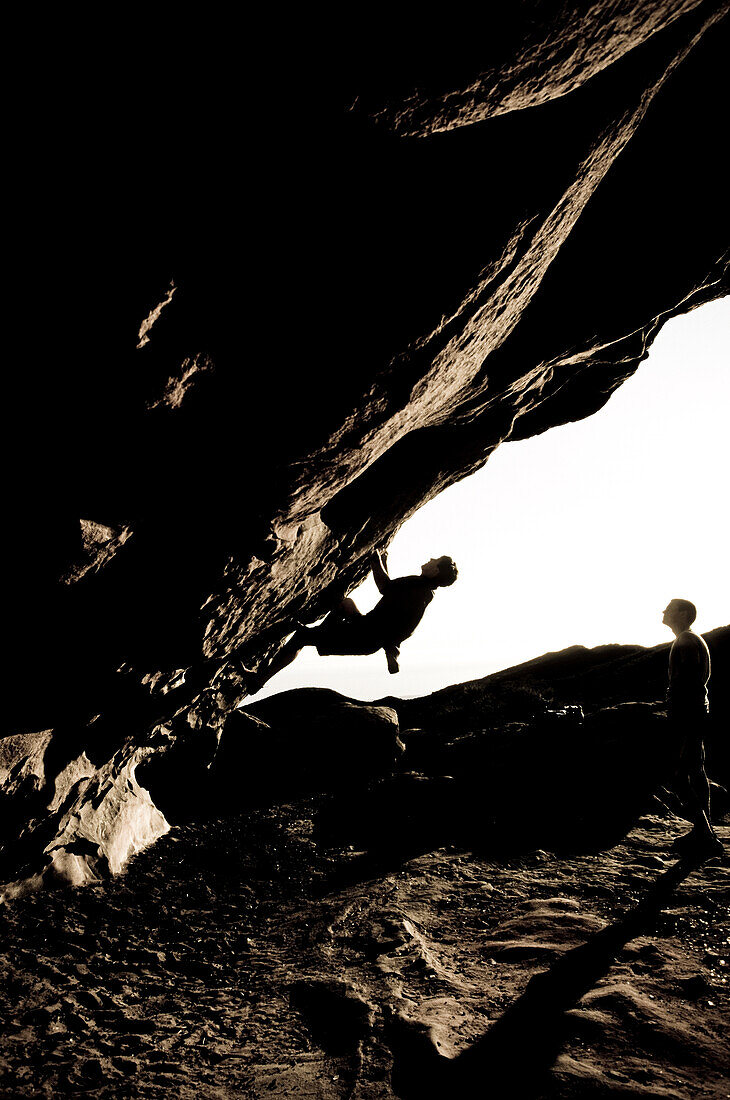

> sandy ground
[0,804,728,1099]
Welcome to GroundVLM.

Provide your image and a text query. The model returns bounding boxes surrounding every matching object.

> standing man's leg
[677,732,723,857]
[687,755,720,846]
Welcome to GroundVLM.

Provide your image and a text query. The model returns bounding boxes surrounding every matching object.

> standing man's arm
[669,634,708,703]
[371,549,392,594]
[670,635,701,682]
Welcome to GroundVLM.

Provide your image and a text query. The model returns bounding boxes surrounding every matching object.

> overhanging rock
[2,3,728,893]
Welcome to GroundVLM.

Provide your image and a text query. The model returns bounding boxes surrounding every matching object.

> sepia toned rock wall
[2,2,728,891]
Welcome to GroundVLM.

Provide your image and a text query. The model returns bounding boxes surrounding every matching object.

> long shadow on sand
[388,851,710,1099]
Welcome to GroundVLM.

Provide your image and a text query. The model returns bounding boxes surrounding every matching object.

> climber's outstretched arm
[371,549,391,595]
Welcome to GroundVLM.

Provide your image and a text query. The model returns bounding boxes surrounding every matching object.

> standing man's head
[662,598,697,635]
[421,556,458,587]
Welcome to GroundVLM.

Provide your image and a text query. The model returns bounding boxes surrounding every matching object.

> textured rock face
[2,3,728,890]
[0,730,168,902]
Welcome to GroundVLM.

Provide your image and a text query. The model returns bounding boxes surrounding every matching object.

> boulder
[240,689,404,793]
[316,702,680,857]
[0,730,168,901]
[137,691,404,822]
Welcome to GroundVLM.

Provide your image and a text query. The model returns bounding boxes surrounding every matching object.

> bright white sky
[256,297,729,702]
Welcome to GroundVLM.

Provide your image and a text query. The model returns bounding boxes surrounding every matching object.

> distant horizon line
[249,621,729,704]
[392,620,730,669]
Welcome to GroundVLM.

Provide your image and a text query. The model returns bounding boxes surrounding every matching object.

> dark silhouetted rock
[244,688,404,786]
[136,691,403,824]
[316,773,463,856]
[317,701,695,857]
[388,625,730,789]
[3,3,728,892]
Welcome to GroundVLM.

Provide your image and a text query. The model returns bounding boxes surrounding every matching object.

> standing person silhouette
[663,598,723,860]
[244,550,458,693]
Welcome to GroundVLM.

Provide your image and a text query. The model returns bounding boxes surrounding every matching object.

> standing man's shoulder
[671,630,711,673]
[674,630,709,653]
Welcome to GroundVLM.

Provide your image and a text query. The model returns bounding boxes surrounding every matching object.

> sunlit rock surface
[3,2,729,890]
[0,731,168,901]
